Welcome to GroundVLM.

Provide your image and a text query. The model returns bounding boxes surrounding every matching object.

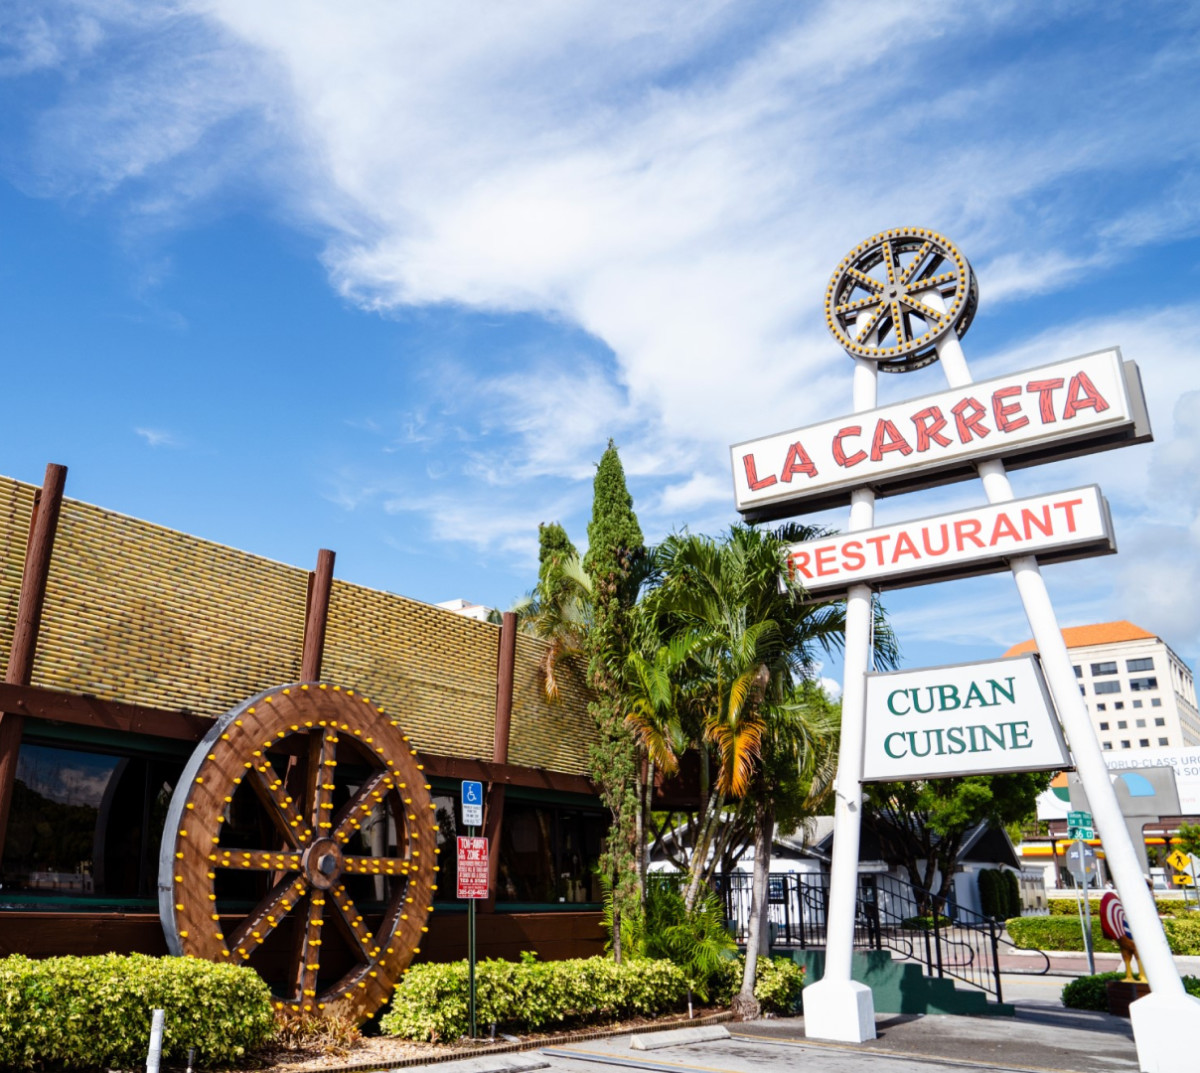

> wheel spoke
[881,240,897,286]
[332,771,394,844]
[909,269,957,293]
[834,294,881,316]
[341,855,413,878]
[853,302,887,344]
[844,266,884,292]
[293,892,327,1008]
[246,759,309,847]
[898,242,933,286]
[331,886,380,963]
[305,726,339,834]
[212,849,304,871]
[226,873,309,960]
[900,295,946,324]
[889,300,907,345]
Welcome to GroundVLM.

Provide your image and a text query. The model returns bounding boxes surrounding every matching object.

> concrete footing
[800,978,876,1042]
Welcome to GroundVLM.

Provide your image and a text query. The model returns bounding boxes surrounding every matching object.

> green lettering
[963,681,989,708]
[936,684,961,711]
[1007,721,1032,749]
[908,730,933,758]
[911,688,936,714]
[887,690,910,716]
[980,724,1006,750]
[884,732,907,759]
[989,676,1016,705]
[946,726,966,755]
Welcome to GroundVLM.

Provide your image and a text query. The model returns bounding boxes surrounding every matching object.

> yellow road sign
[1167,849,1191,872]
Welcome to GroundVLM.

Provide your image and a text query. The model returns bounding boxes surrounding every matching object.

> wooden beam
[0,681,211,742]
[301,548,336,682]
[483,611,517,908]
[0,463,67,860]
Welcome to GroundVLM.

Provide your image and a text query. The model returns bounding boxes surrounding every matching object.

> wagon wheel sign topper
[158,684,438,1022]
[825,228,978,373]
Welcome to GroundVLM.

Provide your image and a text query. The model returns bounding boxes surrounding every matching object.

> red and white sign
[731,349,1148,518]
[786,486,1113,595]
[456,836,489,899]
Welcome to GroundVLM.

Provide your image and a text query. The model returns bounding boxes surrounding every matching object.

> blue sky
[3,1,1200,687]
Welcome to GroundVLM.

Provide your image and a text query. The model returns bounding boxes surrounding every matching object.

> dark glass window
[1102,742,1112,750]
[1159,738,1169,746]
[1,743,181,901]
[1139,739,1150,747]
[1073,666,1082,678]
[1098,722,1109,731]
[1127,658,1154,673]
[1155,718,1166,727]
[1120,739,1131,748]
[1152,699,1163,707]
[1091,662,1118,676]
[1094,681,1121,695]
[1130,677,1158,692]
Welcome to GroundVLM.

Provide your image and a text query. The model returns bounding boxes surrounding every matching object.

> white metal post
[931,306,1199,1072]
[801,356,878,1042]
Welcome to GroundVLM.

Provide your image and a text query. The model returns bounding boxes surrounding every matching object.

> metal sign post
[1067,839,1098,974]
[459,780,488,1038]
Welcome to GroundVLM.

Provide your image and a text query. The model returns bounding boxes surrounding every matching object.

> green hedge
[380,956,688,1041]
[1046,897,1197,918]
[0,953,275,1069]
[1062,972,1200,1010]
[1007,914,1200,955]
[979,869,1021,920]
[708,956,806,1014]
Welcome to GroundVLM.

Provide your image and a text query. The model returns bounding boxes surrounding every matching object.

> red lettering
[1021,505,1053,538]
[992,386,1029,434]
[1063,372,1111,420]
[1026,378,1064,423]
[891,531,920,562]
[865,534,889,566]
[842,541,865,571]
[922,523,950,556]
[870,419,913,462]
[742,453,777,491]
[832,426,866,468]
[951,397,990,443]
[1053,497,1084,532]
[815,545,837,576]
[789,550,812,580]
[954,518,985,550]
[780,441,818,482]
[989,512,1022,545]
[911,406,951,452]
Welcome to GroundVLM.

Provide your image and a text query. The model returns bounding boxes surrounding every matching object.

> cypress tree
[583,440,644,962]
[537,522,578,605]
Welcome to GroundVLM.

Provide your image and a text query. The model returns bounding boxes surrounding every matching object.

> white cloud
[134,426,182,448]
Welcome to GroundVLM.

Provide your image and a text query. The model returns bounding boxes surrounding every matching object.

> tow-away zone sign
[785,485,1113,596]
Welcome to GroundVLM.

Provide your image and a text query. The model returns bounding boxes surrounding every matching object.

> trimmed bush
[1008,914,1200,955]
[1062,972,1200,1010]
[380,956,688,1042]
[979,869,1020,919]
[0,953,275,1069]
[750,957,806,1014]
[1046,897,1192,918]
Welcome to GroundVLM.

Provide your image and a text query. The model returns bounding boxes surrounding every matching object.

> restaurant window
[1,741,183,903]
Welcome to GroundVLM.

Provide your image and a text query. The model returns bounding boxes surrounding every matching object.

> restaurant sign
[731,348,1148,519]
[862,655,1069,781]
[785,485,1113,595]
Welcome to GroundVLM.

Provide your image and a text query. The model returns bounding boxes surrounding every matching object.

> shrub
[0,953,275,1070]
[1008,913,1200,955]
[379,956,688,1041]
[706,955,804,1014]
[1062,971,1200,1010]
[1046,897,1190,918]
[1162,916,1200,955]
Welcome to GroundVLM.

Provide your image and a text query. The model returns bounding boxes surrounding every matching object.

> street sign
[1065,841,1099,878]
[461,780,483,827]
[1067,810,1094,840]
[456,836,489,899]
[1167,848,1191,872]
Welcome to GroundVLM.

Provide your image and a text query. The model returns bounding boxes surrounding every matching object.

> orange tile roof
[1004,620,1156,657]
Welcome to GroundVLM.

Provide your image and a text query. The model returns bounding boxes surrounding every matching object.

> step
[793,949,1015,1017]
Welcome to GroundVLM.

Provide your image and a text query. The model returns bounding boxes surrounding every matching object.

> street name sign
[732,349,1148,520]
[1068,810,1094,840]
[785,486,1113,596]
[457,836,489,899]
[862,655,1069,781]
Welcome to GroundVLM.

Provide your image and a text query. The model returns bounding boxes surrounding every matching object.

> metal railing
[714,871,1050,1004]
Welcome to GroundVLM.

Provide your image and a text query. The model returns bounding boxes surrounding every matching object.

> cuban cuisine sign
[731,349,1148,519]
[863,655,1069,781]
[786,485,1114,595]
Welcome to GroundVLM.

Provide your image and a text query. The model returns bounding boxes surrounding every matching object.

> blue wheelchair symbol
[463,780,482,804]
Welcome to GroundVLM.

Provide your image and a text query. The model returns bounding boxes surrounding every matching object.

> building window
[1136,719,1146,728]
[1121,739,1131,748]
[1099,722,1110,731]
[1097,704,1107,711]
[1127,658,1154,672]
[1074,665,1083,678]
[1155,717,1166,727]
[1091,661,1118,676]
[1133,700,1143,708]
[1152,699,1163,707]
[1139,738,1150,747]
[1158,738,1169,746]
[1115,702,1125,710]
[1129,677,1158,691]
[1103,742,1113,750]
[1094,681,1121,695]
[1118,720,1128,729]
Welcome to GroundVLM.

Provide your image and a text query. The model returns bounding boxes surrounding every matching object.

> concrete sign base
[801,978,876,1043]
[1130,992,1200,1072]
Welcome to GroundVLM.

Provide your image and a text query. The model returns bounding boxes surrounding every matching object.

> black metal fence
[713,871,1049,1004]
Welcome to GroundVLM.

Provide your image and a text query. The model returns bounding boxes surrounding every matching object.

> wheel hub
[303,838,344,889]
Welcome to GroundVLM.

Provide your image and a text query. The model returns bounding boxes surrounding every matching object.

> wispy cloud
[134,425,182,448]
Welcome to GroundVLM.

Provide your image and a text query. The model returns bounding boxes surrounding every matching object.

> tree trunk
[733,801,772,1021]
[612,863,622,964]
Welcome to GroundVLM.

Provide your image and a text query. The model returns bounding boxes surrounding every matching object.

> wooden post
[483,611,516,907]
[0,463,67,860]
[301,549,335,682]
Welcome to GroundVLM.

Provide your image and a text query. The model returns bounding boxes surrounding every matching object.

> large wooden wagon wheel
[158,683,438,1023]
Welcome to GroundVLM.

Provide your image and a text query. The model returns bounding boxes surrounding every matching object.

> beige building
[1004,620,1200,752]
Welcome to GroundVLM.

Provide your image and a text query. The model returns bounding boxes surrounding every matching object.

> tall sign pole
[730,229,1200,1069]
